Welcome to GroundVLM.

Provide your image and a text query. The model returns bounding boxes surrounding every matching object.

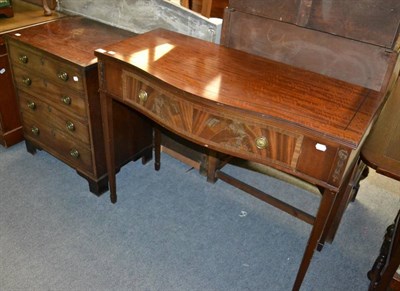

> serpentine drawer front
[122,69,303,170]
[5,16,152,195]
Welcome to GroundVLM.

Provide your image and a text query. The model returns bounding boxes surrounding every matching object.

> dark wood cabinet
[0,36,22,147]
[0,0,64,148]
[5,16,153,195]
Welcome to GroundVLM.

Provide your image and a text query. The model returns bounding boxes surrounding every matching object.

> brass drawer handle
[22,77,32,86]
[58,71,69,82]
[66,121,75,131]
[255,136,268,149]
[19,55,29,64]
[61,95,71,105]
[138,89,148,102]
[31,126,40,136]
[70,149,80,159]
[27,101,36,110]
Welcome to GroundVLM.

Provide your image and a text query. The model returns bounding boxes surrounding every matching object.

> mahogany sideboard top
[95,28,393,290]
[97,28,385,153]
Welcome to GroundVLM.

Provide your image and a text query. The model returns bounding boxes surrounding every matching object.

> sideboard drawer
[192,108,302,168]
[123,70,193,134]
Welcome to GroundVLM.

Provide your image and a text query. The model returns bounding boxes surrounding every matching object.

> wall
[58,0,220,42]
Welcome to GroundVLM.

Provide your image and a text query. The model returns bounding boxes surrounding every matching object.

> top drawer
[8,40,84,92]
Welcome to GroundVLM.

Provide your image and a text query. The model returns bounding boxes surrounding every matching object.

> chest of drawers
[5,16,153,195]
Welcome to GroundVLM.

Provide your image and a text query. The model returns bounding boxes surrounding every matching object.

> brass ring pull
[58,71,69,81]
[138,89,148,102]
[27,101,36,110]
[255,136,268,149]
[19,55,28,64]
[66,121,75,131]
[31,126,40,136]
[70,149,80,159]
[22,77,32,86]
[61,96,71,105]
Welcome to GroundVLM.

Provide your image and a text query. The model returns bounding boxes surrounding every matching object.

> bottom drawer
[21,111,93,173]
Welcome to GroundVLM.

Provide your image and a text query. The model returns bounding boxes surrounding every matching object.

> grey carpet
[1,141,399,291]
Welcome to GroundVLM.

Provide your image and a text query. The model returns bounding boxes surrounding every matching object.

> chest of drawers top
[4,16,137,194]
[96,29,385,149]
[5,16,133,69]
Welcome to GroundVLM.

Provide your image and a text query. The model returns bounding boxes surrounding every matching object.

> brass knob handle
[70,149,80,159]
[31,126,40,136]
[22,77,32,86]
[255,136,268,149]
[58,71,69,82]
[19,55,28,64]
[61,95,71,105]
[66,121,75,131]
[27,101,36,110]
[138,89,148,102]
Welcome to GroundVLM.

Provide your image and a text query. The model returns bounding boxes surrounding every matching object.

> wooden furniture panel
[0,0,64,148]
[0,37,21,147]
[95,28,391,290]
[5,16,153,195]
[221,10,396,91]
[361,77,400,181]
[354,78,400,290]
[228,0,400,49]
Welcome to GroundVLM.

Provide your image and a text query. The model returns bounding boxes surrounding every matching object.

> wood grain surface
[96,29,385,148]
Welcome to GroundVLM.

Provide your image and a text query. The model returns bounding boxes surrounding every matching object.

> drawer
[21,111,93,173]
[123,70,193,134]
[192,108,302,168]
[8,41,84,91]
[19,91,90,146]
[122,70,302,168]
[12,65,87,119]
